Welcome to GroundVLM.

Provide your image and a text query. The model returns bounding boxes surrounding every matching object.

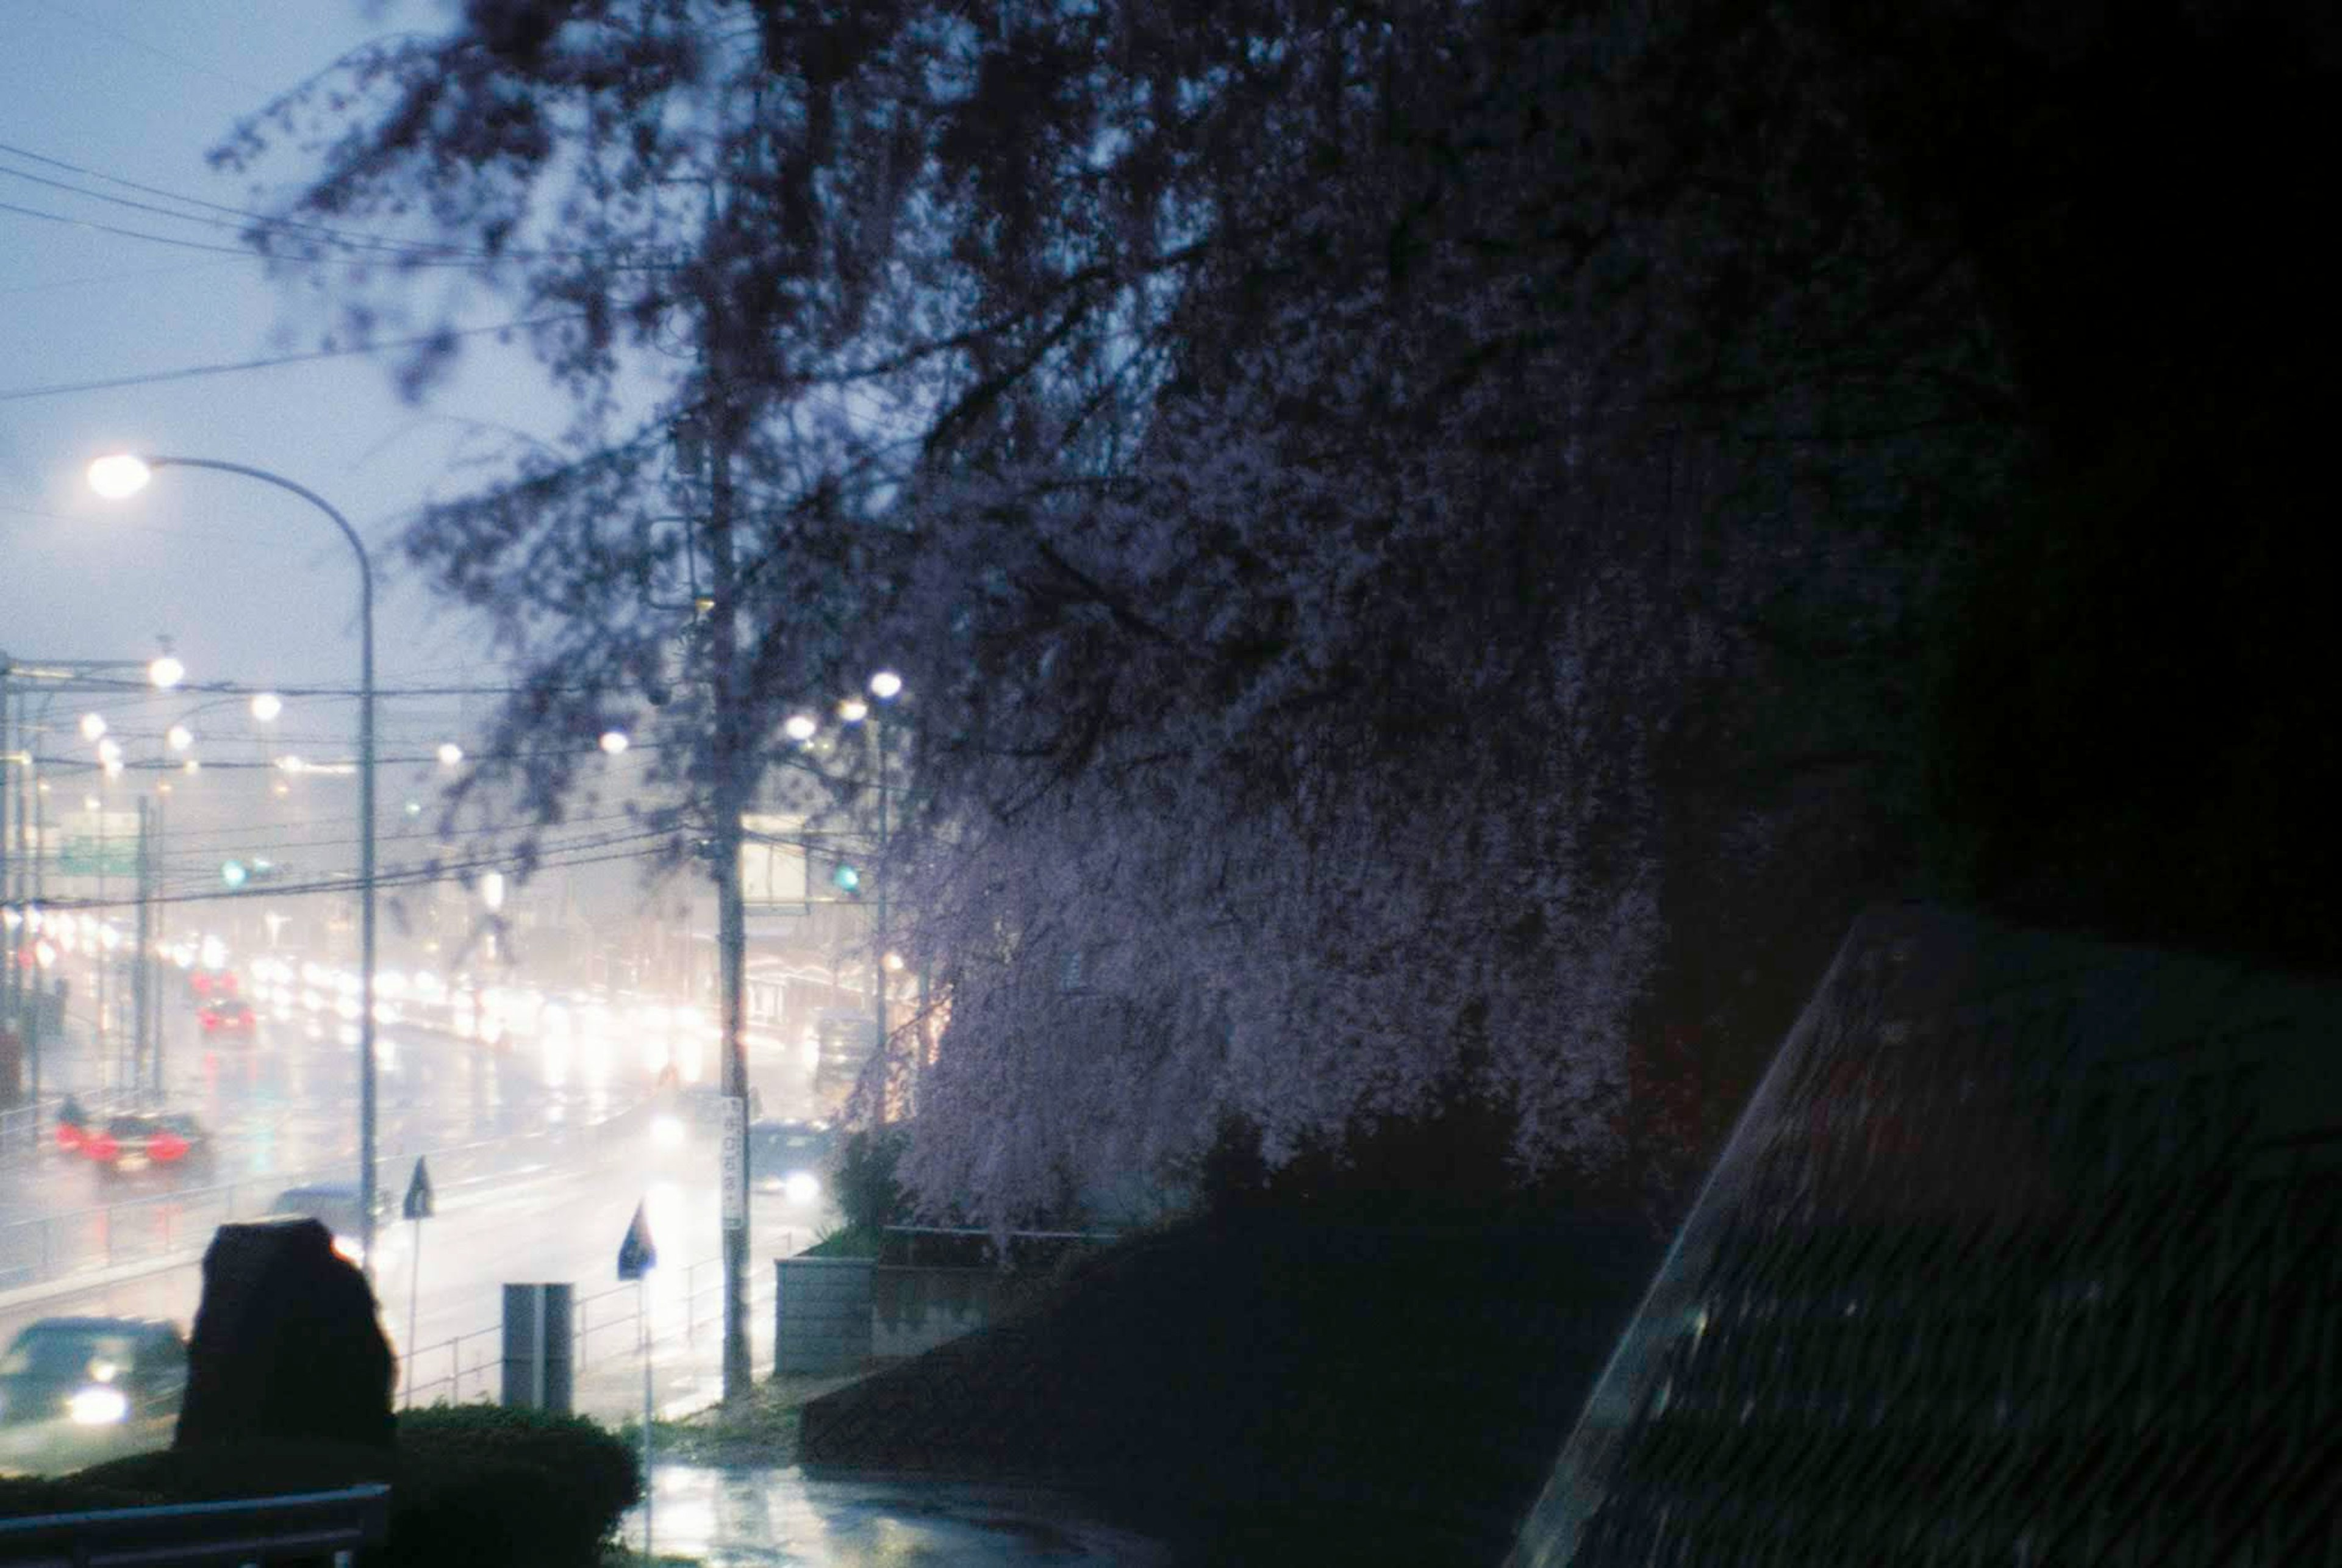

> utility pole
[132,800,151,1106]
[147,794,165,1101]
[870,709,889,1100]
[697,294,754,1403]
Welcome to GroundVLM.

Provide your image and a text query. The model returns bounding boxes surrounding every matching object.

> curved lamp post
[89,453,380,1278]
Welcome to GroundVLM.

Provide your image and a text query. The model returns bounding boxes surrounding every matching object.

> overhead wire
[0,313,583,404]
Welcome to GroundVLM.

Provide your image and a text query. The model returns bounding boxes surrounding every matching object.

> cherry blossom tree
[218,0,2027,1225]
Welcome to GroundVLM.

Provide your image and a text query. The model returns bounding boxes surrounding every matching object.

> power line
[0,313,580,404]
[0,137,674,268]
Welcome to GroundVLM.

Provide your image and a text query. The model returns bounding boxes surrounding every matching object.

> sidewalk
[620,1466,1175,1566]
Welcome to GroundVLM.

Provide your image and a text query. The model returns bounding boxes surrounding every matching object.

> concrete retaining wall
[872,1266,1016,1359]
[774,1257,873,1375]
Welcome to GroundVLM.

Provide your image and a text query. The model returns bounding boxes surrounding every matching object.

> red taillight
[86,1134,120,1162]
[151,1133,188,1162]
[200,1014,218,1031]
[57,1123,83,1150]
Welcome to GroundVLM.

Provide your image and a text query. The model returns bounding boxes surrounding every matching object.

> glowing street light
[436,742,463,768]
[88,449,383,1278]
[837,698,869,724]
[783,714,818,743]
[868,670,903,701]
[78,713,106,743]
[147,654,185,690]
[165,724,193,752]
[598,729,630,756]
[249,692,284,723]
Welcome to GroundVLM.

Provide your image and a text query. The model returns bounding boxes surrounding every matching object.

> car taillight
[151,1133,189,1161]
[57,1123,84,1150]
[86,1134,120,1162]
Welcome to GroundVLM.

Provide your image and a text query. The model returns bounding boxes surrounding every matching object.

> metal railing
[0,1482,390,1566]
[398,1320,505,1409]
[397,1251,781,1416]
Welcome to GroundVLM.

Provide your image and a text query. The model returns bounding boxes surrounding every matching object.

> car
[187,968,238,1001]
[84,1113,212,1181]
[0,1316,188,1475]
[750,1119,835,1203]
[648,1081,762,1151]
[265,1182,396,1270]
[198,996,258,1036]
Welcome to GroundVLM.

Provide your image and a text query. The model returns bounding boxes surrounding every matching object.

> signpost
[719,1097,746,1228]
[618,1202,657,1561]
[401,1158,434,1407]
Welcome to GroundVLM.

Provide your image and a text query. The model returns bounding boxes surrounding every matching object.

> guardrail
[0,1482,389,1566]
[400,1250,782,1417]
[399,1320,506,1409]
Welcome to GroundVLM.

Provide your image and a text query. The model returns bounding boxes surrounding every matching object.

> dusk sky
[1,1,560,759]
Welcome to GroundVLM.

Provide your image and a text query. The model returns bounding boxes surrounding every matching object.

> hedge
[0,1405,640,1567]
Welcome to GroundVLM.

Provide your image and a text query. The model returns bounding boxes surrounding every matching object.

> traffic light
[831,862,862,897]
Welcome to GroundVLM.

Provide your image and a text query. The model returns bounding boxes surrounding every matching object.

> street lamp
[249,692,284,724]
[88,451,382,1277]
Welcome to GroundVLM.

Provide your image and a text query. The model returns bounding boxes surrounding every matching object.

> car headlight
[68,1386,129,1425]
[783,1170,821,1205]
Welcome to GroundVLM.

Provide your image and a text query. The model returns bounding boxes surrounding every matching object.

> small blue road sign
[402,1157,435,1221]
[618,1201,657,1281]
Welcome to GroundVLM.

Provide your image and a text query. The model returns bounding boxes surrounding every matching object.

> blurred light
[276,755,306,775]
[403,799,422,816]
[481,871,506,912]
[102,757,123,779]
[869,670,903,700]
[79,713,106,743]
[82,795,99,812]
[783,714,818,742]
[272,781,290,797]
[598,729,630,755]
[96,738,122,765]
[166,724,193,752]
[184,757,201,774]
[34,939,56,968]
[148,654,185,690]
[783,1171,821,1205]
[883,950,906,972]
[838,698,868,724]
[67,1386,129,1425]
[249,692,284,723]
[86,453,152,499]
[437,742,463,767]
[199,935,226,968]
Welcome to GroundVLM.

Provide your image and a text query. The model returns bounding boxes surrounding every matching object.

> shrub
[48,1406,639,1567]
[834,1126,913,1233]
[393,1403,640,1568]
[0,1473,163,1519]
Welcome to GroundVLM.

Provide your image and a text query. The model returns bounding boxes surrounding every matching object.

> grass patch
[614,1372,865,1468]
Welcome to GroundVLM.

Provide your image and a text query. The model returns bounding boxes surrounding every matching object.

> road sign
[402,1157,435,1220]
[720,1095,747,1228]
[618,1201,657,1281]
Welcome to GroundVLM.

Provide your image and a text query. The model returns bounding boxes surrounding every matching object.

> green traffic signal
[220,860,248,890]
[831,864,861,894]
